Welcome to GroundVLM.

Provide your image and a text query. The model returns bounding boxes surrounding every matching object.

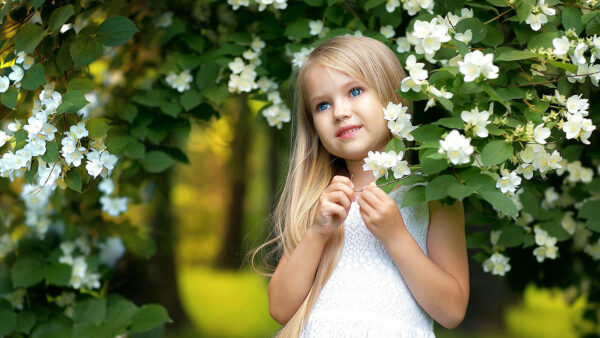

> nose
[332,100,351,120]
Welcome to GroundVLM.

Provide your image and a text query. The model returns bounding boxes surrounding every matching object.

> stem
[484,8,513,25]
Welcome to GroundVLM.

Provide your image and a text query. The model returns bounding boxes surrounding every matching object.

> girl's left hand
[358,182,408,246]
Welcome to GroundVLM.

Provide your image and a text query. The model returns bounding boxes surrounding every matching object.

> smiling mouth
[338,126,361,138]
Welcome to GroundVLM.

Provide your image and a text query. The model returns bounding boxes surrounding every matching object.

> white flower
[570,43,588,65]
[565,94,589,116]
[291,47,314,69]
[309,20,323,36]
[0,131,9,147]
[69,122,88,139]
[382,102,409,121]
[387,116,417,141]
[99,178,115,195]
[561,212,576,235]
[8,65,24,84]
[99,236,126,267]
[392,157,411,179]
[23,116,44,137]
[0,76,9,93]
[63,147,86,167]
[496,170,521,194]
[458,50,499,82]
[15,51,26,64]
[516,163,534,180]
[227,0,250,10]
[483,252,511,276]
[165,70,193,93]
[396,37,410,53]
[533,124,551,144]
[156,12,173,28]
[386,0,400,13]
[552,36,570,58]
[24,139,46,157]
[438,130,474,165]
[539,0,556,16]
[251,37,266,53]
[85,149,118,178]
[460,107,490,138]
[533,226,559,262]
[100,195,128,217]
[362,151,389,179]
[525,13,548,31]
[454,29,472,44]
[380,25,395,39]
[262,103,290,129]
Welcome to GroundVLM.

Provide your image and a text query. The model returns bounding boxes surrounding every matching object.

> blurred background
[110,95,589,338]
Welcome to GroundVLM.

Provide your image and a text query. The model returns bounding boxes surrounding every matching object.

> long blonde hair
[247,35,410,337]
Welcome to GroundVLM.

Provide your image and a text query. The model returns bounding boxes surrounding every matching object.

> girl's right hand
[311,175,356,241]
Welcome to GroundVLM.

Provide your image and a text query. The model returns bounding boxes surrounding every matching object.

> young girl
[251,35,469,337]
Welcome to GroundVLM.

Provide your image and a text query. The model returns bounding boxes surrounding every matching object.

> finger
[323,200,348,222]
[328,181,356,202]
[361,189,382,205]
[358,197,375,217]
[325,190,351,210]
[331,175,354,189]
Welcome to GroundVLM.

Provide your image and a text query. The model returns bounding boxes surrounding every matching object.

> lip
[336,125,362,138]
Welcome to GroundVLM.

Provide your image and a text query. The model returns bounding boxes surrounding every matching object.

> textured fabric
[300,183,435,337]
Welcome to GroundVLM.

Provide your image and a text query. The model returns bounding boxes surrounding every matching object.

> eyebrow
[309,80,359,105]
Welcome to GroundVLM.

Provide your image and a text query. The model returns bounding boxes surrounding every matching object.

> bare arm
[268,227,328,325]
[383,200,469,329]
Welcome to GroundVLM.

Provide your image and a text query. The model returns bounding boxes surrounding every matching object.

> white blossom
[552,36,570,58]
[438,130,473,165]
[483,252,511,276]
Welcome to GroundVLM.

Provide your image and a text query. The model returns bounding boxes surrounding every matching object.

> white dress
[300,184,435,337]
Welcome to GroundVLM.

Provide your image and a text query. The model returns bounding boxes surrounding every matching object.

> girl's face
[305,64,391,161]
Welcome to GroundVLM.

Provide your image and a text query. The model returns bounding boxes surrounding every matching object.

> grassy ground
[168,265,511,338]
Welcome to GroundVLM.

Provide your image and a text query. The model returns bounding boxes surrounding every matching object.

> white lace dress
[300,184,435,337]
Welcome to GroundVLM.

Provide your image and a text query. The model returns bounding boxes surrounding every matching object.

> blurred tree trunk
[112,172,191,330]
[216,94,253,269]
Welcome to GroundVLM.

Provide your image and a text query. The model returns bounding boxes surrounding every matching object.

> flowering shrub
[1,0,600,335]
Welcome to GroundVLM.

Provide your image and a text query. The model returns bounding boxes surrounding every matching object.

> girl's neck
[345,157,377,190]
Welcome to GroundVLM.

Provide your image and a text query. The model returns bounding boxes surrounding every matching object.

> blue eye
[317,102,330,112]
[350,87,363,97]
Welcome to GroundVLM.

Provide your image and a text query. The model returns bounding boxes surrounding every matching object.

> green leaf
[130,304,172,333]
[1,87,18,109]
[21,64,46,91]
[479,190,518,218]
[196,62,220,91]
[365,0,386,10]
[180,90,202,111]
[498,224,525,247]
[123,140,146,160]
[15,24,45,54]
[420,148,448,175]
[562,7,583,35]
[104,294,138,336]
[548,61,577,73]
[202,83,229,105]
[119,103,138,123]
[447,182,478,200]
[0,265,12,294]
[65,169,82,192]
[481,140,513,166]
[31,321,70,338]
[15,311,36,334]
[284,19,312,40]
[97,16,138,47]
[516,0,535,23]
[73,298,106,325]
[159,100,182,117]
[401,185,426,207]
[581,10,599,25]
[412,124,444,143]
[56,43,73,72]
[57,90,89,114]
[11,256,44,288]
[495,47,537,61]
[67,78,94,93]
[435,117,464,129]
[527,32,559,50]
[41,141,58,163]
[86,118,111,138]
[70,28,103,66]
[425,175,459,201]
[44,263,71,286]
[561,145,584,161]
[384,137,405,154]
[48,5,74,34]
[142,151,175,173]
[0,308,16,337]
[455,18,487,43]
